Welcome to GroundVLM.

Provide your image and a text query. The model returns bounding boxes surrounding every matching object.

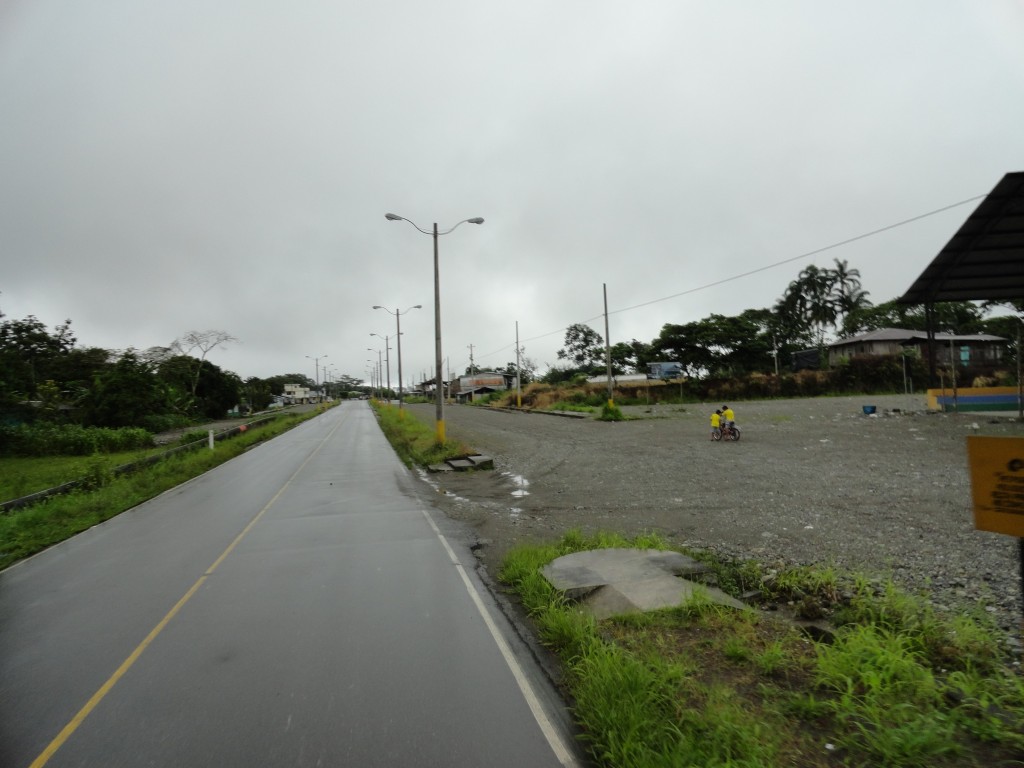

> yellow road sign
[966,436,1024,538]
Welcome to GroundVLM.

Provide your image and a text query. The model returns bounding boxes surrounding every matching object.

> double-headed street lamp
[385,213,484,442]
[373,304,422,408]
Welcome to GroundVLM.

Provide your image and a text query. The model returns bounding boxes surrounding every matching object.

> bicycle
[713,423,741,441]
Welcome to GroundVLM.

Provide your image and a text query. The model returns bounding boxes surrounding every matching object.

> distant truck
[646,362,684,380]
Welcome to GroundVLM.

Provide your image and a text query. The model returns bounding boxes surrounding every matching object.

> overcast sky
[1,2,1022,386]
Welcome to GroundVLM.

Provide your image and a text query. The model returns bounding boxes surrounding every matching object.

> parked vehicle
[646,361,683,380]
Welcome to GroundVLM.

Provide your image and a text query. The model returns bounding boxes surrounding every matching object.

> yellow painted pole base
[435,419,446,444]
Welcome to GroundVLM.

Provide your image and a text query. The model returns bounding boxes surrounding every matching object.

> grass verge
[0,447,172,502]
[0,407,329,570]
[370,401,473,466]
[500,530,1024,768]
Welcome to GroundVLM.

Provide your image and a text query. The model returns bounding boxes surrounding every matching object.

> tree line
[0,314,364,432]
[547,259,1020,382]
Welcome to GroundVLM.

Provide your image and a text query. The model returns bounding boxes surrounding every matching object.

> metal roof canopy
[898,171,1024,305]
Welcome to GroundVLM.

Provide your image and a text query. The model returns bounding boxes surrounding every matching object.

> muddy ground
[406,394,1024,635]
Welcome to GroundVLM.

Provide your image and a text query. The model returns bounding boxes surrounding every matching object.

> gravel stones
[413,395,1024,634]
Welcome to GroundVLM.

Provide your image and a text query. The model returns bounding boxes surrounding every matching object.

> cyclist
[710,409,722,441]
[721,405,735,431]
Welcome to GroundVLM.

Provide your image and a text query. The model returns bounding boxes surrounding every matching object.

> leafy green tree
[609,340,650,374]
[843,300,987,336]
[157,356,240,419]
[776,259,873,342]
[540,365,575,385]
[776,264,838,349]
[48,346,110,385]
[556,323,605,372]
[713,310,776,375]
[651,321,715,377]
[243,377,273,412]
[499,355,538,385]
[831,259,871,329]
[841,299,920,335]
[193,362,241,419]
[0,315,77,400]
[82,351,168,428]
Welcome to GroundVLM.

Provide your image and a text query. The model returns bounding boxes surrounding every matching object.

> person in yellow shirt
[721,405,735,430]
[710,409,722,440]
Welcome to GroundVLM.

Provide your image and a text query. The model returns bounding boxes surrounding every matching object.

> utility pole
[467,344,476,375]
[516,321,524,411]
[603,283,613,407]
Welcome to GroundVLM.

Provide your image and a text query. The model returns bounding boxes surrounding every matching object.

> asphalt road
[0,401,580,768]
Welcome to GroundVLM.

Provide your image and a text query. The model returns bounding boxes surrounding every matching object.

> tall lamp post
[367,347,383,400]
[369,333,393,400]
[322,365,332,400]
[373,304,422,408]
[385,213,484,442]
[366,360,377,399]
[306,354,327,403]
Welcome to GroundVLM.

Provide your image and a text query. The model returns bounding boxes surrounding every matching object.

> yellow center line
[29,414,344,768]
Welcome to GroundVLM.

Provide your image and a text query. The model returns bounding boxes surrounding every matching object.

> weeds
[598,401,626,421]
[501,529,1024,768]
[370,402,471,466]
[0,423,154,457]
[549,402,596,414]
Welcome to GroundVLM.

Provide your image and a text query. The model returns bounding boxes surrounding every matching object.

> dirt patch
[409,395,1024,635]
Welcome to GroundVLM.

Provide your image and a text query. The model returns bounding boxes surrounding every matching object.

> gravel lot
[407,395,1024,636]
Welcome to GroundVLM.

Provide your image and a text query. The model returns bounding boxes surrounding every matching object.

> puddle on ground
[413,467,529,517]
[506,473,530,498]
[415,467,471,503]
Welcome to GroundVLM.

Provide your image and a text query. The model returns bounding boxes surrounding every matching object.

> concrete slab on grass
[542,548,746,619]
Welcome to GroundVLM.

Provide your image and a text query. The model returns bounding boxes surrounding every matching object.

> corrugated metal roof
[831,327,1006,346]
[898,171,1024,304]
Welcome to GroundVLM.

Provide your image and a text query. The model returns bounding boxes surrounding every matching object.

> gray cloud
[2,1,1022,383]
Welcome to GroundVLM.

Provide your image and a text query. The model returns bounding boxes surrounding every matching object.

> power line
[479,193,985,361]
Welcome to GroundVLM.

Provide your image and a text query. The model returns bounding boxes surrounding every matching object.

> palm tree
[831,259,871,333]
[782,264,838,349]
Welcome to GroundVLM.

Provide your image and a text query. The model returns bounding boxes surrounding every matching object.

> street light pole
[367,347,383,400]
[370,334,392,399]
[432,222,442,436]
[385,213,484,442]
[515,320,522,409]
[373,305,422,408]
[305,354,327,403]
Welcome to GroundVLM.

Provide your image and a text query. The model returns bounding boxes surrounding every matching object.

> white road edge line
[420,509,581,768]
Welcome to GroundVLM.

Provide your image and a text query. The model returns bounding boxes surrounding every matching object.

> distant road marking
[419,509,582,767]
[29,413,345,768]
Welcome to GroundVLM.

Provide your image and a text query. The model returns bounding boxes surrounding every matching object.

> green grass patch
[370,402,473,466]
[548,401,597,414]
[0,448,167,502]
[500,530,1024,768]
[0,409,327,570]
[598,401,626,421]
